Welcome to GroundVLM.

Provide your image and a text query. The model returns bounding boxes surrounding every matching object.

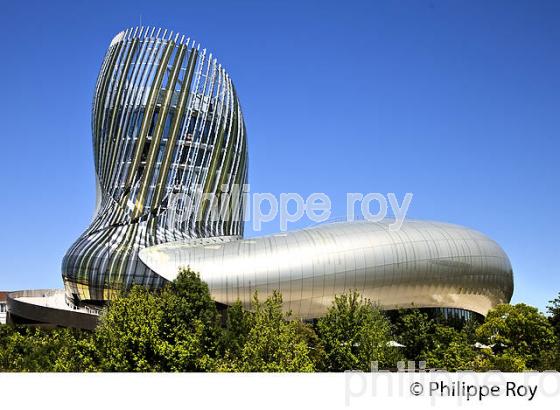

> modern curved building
[62,27,248,306]
[8,26,513,327]
[139,220,513,318]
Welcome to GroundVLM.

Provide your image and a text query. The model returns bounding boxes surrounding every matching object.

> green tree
[476,303,557,371]
[317,291,399,371]
[547,292,560,338]
[221,292,315,372]
[294,320,327,371]
[221,300,252,358]
[461,318,481,344]
[92,285,170,371]
[164,267,222,350]
[543,294,560,371]
[424,325,477,371]
[91,268,221,371]
[0,325,83,372]
[158,268,222,369]
[394,309,435,363]
[473,349,527,372]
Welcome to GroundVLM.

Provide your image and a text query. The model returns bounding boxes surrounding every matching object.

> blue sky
[0,0,558,311]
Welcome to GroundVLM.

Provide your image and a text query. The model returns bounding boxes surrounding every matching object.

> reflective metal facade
[139,220,514,318]
[63,27,248,304]
[63,26,514,317]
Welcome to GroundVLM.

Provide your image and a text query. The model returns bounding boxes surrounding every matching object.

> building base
[7,289,99,330]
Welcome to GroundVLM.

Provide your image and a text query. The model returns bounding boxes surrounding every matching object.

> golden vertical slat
[132,41,185,219]
[100,39,139,184]
[123,40,174,193]
[150,47,198,211]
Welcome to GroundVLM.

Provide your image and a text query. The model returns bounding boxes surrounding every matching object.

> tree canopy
[476,303,558,371]
[1,277,559,373]
[220,291,315,372]
[547,292,560,338]
[317,291,401,371]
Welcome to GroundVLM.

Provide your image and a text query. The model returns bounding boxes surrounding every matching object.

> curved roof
[140,220,513,318]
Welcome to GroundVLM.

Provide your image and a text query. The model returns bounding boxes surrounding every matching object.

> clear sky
[0,0,558,312]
